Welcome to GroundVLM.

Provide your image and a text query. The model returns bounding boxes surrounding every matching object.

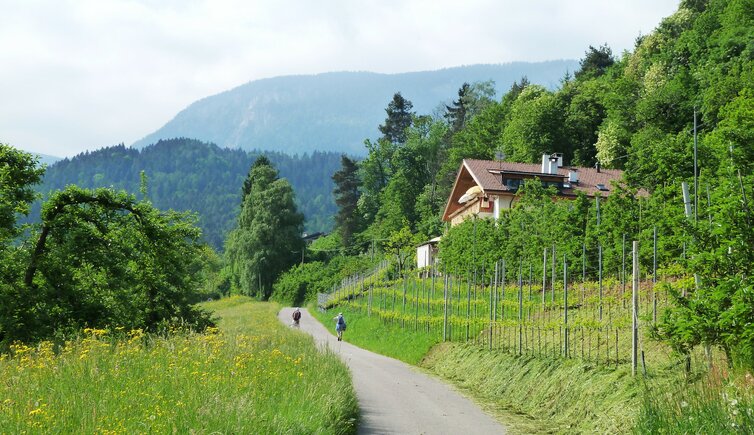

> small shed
[416,236,441,270]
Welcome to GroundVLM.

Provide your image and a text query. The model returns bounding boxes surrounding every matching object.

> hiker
[334,312,346,341]
[292,307,302,326]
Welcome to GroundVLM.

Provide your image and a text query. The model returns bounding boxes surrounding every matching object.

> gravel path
[279,307,506,435]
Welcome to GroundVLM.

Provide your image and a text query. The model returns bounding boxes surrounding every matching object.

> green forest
[37,138,341,249]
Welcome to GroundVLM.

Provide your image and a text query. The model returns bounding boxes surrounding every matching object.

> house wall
[417,244,439,269]
[417,245,431,269]
[450,199,494,226]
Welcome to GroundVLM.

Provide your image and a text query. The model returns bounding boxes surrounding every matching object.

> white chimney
[568,168,579,184]
[541,153,550,173]
[555,153,564,168]
[548,154,559,174]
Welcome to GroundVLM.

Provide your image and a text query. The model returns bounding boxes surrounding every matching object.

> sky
[0,0,680,158]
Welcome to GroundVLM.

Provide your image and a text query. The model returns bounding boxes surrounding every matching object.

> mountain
[37,139,341,250]
[133,62,578,155]
[23,151,62,166]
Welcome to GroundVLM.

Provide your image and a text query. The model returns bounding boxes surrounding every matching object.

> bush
[272,255,379,306]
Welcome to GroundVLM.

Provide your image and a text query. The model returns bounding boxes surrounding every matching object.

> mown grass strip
[0,296,358,434]
[313,306,439,365]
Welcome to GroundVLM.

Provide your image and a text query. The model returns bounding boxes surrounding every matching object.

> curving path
[278,308,506,435]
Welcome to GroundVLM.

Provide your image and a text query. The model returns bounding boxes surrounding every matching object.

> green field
[0,297,358,434]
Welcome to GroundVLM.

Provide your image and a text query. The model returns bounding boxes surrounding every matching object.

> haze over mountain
[133,61,578,155]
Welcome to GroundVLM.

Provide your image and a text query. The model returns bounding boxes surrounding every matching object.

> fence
[333,240,687,371]
[317,259,390,312]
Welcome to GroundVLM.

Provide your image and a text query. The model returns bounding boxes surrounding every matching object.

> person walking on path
[334,312,346,341]
[292,307,302,327]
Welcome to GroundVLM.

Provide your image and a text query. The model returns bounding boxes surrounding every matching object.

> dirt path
[279,308,506,435]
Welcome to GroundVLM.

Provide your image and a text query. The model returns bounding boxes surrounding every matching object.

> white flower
[681,401,688,408]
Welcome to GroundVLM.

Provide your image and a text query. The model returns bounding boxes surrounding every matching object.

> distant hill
[133,62,578,155]
[37,139,340,250]
[24,151,61,166]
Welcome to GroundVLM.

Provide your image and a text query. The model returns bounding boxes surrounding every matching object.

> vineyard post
[501,260,506,319]
[528,263,533,321]
[443,270,448,341]
[542,248,547,308]
[474,267,479,324]
[493,260,499,321]
[551,243,556,304]
[622,233,626,307]
[425,267,430,332]
[489,265,494,349]
[518,262,523,355]
[653,226,658,324]
[414,275,419,331]
[430,263,435,316]
[402,273,407,328]
[598,244,603,321]
[563,255,569,358]
[632,240,639,376]
[582,242,586,304]
[466,268,471,342]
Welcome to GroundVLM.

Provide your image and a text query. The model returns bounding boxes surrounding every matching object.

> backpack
[293,310,301,321]
[338,316,346,330]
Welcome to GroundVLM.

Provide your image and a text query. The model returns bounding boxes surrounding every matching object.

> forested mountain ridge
[38,138,340,249]
[133,62,578,156]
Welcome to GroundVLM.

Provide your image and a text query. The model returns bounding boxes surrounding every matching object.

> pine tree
[332,155,362,249]
[445,83,471,133]
[378,92,414,144]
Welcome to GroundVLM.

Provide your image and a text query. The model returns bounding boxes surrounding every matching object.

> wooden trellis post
[563,255,569,358]
[632,240,639,376]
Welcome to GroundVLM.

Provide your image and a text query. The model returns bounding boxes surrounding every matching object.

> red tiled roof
[442,158,631,222]
[463,159,625,197]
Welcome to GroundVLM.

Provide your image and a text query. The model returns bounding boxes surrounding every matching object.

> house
[442,153,626,226]
[416,236,441,270]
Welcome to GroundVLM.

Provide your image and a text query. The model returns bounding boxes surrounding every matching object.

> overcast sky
[1,0,680,158]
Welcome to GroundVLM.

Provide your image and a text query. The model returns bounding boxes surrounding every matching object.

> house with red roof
[442,153,627,227]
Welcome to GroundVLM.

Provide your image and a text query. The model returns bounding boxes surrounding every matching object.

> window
[503,178,523,192]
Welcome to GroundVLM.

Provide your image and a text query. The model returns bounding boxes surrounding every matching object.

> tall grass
[0,297,358,434]
[634,369,754,434]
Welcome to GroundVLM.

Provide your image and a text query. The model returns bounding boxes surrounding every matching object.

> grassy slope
[314,303,651,433]
[422,343,642,433]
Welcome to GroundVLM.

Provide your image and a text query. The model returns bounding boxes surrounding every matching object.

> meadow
[0,297,358,434]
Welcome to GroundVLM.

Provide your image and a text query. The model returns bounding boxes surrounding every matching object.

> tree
[225,159,305,298]
[3,185,213,343]
[379,92,414,144]
[595,118,629,168]
[500,85,565,162]
[382,226,419,275]
[332,155,362,249]
[575,44,615,80]
[242,155,272,203]
[561,79,610,166]
[445,81,496,133]
[0,144,44,243]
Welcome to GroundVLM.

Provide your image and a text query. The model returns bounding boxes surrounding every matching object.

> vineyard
[322,242,695,371]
